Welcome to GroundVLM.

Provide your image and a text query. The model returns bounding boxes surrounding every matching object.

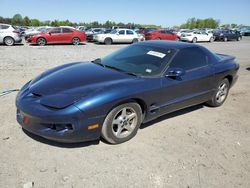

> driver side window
[119,30,125,35]
[50,28,61,33]
[169,47,208,71]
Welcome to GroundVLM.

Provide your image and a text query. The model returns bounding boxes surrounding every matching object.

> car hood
[28,62,135,108]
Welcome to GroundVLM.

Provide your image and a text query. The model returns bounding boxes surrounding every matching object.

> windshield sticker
[147,51,166,58]
[145,69,152,73]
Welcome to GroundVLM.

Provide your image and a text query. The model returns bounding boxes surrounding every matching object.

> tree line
[0,14,160,28]
[0,14,244,29]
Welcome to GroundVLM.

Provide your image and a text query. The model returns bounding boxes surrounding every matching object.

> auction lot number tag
[147,51,166,58]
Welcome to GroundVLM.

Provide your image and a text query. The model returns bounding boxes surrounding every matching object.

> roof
[138,40,197,49]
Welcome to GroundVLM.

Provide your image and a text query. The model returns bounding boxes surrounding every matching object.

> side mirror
[166,68,185,78]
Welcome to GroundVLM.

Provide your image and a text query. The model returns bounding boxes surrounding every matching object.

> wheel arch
[224,75,233,86]
[109,98,147,121]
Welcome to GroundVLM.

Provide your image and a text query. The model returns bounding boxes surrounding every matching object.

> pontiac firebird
[16,41,239,144]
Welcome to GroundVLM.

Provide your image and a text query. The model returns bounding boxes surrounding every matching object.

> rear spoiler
[215,53,236,62]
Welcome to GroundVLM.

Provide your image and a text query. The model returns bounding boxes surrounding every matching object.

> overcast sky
[1,0,250,26]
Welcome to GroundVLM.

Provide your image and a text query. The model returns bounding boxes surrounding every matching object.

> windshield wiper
[105,65,139,77]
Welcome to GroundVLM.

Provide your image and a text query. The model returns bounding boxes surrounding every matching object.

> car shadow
[246,67,250,71]
[22,104,204,147]
[22,129,100,148]
[140,104,204,129]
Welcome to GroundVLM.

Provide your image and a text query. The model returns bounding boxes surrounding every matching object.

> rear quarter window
[169,47,208,71]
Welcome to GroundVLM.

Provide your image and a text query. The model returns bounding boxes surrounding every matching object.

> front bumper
[16,84,105,143]
[180,37,192,42]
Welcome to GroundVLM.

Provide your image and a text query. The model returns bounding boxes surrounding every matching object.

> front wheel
[37,38,46,46]
[237,36,241,41]
[104,38,112,45]
[206,78,230,107]
[223,37,228,42]
[209,37,214,42]
[4,37,15,46]
[132,38,139,43]
[72,37,80,45]
[101,103,142,144]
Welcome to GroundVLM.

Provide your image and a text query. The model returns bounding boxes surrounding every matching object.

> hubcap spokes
[216,83,228,103]
[112,107,137,138]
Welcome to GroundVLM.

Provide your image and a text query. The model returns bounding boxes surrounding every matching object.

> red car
[28,27,86,46]
[145,29,177,41]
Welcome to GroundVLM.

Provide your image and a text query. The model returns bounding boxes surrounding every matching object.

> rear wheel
[72,37,80,45]
[192,37,197,43]
[101,102,142,144]
[209,37,214,42]
[223,37,228,42]
[237,36,241,41]
[4,37,14,46]
[104,38,112,45]
[37,38,46,46]
[206,78,230,107]
[156,37,161,40]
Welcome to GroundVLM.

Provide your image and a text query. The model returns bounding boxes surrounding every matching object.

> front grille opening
[42,123,73,132]
[32,92,42,98]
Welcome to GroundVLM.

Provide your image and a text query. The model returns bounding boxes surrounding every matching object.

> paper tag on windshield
[147,51,166,58]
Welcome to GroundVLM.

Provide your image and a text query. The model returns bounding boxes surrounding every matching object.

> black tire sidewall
[101,103,142,144]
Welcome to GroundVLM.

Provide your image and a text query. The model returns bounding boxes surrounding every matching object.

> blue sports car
[16,41,239,144]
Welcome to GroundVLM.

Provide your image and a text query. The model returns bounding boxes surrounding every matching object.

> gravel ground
[0,39,250,188]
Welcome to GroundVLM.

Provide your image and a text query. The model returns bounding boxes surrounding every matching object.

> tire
[237,36,241,41]
[132,38,138,43]
[4,37,14,46]
[36,38,46,46]
[156,37,161,40]
[209,37,214,42]
[192,37,197,43]
[206,78,230,107]
[72,37,80,45]
[104,38,112,45]
[223,37,228,42]
[101,102,142,144]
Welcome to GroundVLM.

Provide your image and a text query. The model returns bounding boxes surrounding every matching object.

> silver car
[0,24,22,46]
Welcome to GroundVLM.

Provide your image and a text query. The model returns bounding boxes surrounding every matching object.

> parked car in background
[76,26,87,32]
[213,30,242,41]
[239,27,250,36]
[88,29,112,42]
[28,27,86,46]
[139,28,158,35]
[0,23,22,46]
[25,27,52,41]
[180,30,214,43]
[176,29,193,39]
[145,29,177,41]
[16,41,239,144]
[94,29,141,44]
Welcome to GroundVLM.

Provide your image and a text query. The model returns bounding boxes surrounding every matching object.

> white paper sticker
[147,51,166,58]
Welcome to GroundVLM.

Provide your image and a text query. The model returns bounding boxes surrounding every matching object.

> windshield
[97,44,176,77]
[110,29,118,34]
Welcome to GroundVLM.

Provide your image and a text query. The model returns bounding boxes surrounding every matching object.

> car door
[48,28,62,43]
[61,28,73,43]
[165,30,175,40]
[126,29,135,42]
[159,47,214,116]
[201,31,210,41]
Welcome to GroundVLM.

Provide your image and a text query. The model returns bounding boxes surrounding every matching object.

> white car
[180,30,214,43]
[0,23,22,46]
[94,29,141,44]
